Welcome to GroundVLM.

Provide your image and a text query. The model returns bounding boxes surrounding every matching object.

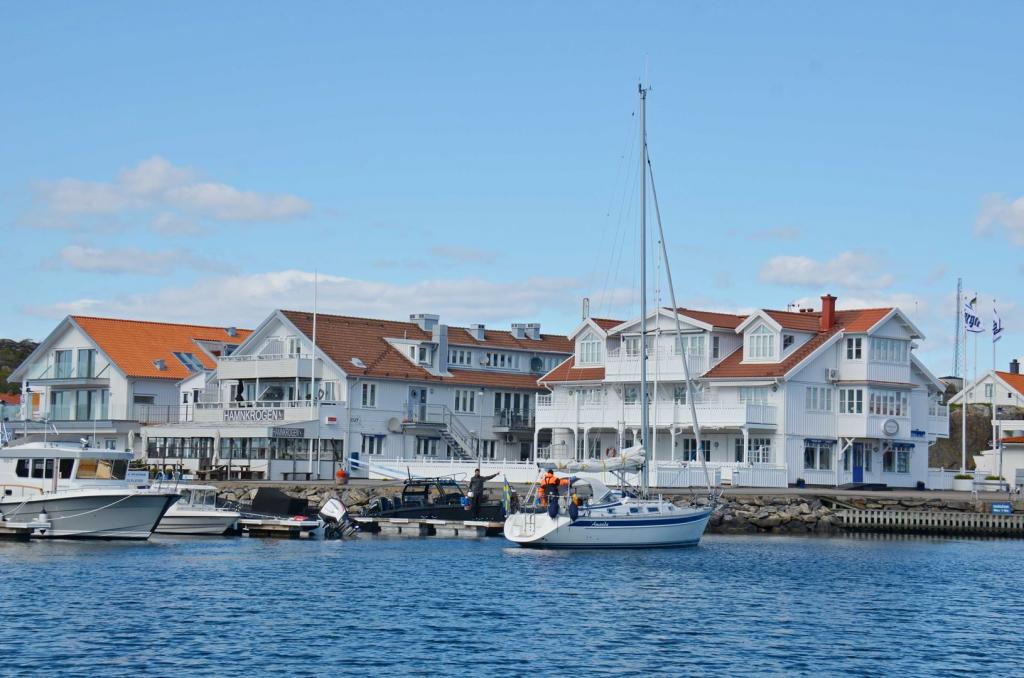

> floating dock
[238,517,321,539]
[0,519,51,541]
[353,516,504,538]
[836,509,1024,537]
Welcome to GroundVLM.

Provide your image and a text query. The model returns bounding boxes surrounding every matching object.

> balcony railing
[26,362,111,381]
[219,352,311,362]
[24,402,179,425]
[493,410,535,430]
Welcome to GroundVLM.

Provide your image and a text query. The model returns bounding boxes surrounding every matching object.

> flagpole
[961,291,968,474]
[992,298,997,373]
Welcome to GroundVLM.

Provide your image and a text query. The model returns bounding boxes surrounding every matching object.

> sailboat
[504,85,716,548]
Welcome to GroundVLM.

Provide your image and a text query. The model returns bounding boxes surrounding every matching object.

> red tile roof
[280,311,569,390]
[72,316,252,380]
[591,318,624,332]
[0,393,20,405]
[675,308,747,330]
[704,307,894,379]
[539,357,606,383]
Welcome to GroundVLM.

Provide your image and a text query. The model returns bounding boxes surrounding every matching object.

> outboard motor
[319,497,360,539]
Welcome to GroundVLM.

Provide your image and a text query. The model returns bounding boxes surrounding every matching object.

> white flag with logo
[993,305,1004,342]
[963,300,984,333]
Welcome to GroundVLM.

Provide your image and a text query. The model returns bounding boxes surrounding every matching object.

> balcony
[493,410,535,433]
[25,362,110,387]
[21,402,179,426]
[190,399,343,424]
[536,396,777,430]
[216,353,320,380]
[928,405,950,437]
[605,348,709,382]
[837,414,911,440]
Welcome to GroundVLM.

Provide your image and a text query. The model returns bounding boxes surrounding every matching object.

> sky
[2,2,1023,378]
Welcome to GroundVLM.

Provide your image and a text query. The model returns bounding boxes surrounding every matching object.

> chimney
[433,324,449,373]
[1011,359,1020,375]
[410,313,439,332]
[820,294,837,332]
[582,297,591,320]
[511,323,541,340]
[468,323,485,341]
[226,326,237,338]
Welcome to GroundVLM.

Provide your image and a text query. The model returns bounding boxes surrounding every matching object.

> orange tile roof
[591,318,624,331]
[72,316,252,380]
[675,308,747,330]
[995,371,1024,396]
[0,393,20,405]
[280,311,568,390]
[539,356,606,383]
[765,310,824,332]
[1002,436,1024,444]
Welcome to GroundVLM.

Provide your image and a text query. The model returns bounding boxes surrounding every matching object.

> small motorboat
[361,477,505,523]
[155,484,241,536]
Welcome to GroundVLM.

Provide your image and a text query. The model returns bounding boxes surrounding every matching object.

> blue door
[852,443,865,483]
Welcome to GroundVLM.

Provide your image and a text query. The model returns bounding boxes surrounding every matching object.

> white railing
[733,465,789,488]
[654,464,720,488]
[219,353,311,362]
[798,468,836,486]
[927,467,969,490]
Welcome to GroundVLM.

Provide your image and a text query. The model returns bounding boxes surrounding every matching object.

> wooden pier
[836,509,1024,537]
[0,519,51,541]
[353,516,504,538]
[238,517,321,539]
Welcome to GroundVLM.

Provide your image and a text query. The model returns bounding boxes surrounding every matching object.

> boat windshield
[75,458,128,480]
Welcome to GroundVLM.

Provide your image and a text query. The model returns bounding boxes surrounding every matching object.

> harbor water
[2,534,1023,676]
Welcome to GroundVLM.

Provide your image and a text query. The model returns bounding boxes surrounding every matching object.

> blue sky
[3,2,1023,376]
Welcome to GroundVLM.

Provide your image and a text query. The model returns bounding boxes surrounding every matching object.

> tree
[0,339,38,394]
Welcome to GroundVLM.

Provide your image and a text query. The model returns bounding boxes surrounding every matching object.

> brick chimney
[820,294,837,332]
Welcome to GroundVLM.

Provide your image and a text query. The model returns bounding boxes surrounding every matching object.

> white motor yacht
[0,441,179,539]
[154,484,240,535]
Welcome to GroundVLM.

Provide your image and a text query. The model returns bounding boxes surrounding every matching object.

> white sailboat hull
[504,504,713,548]
[0,490,178,540]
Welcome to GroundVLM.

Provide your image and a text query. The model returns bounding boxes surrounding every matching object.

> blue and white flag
[993,305,1004,342]
[963,300,984,333]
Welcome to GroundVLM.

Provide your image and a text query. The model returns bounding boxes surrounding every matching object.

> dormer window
[674,334,705,357]
[783,334,794,350]
[579,332,602,365]
[748,325,776,360]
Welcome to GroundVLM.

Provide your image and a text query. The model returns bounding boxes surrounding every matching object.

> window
[805,387,833,412]
[747,326,775,360]
[579,388,603,406]
[673,385,688,405]
[783,334,794,350]
[712,336,720,360]
[680,438,710,462]
[172,352,205,372]
[623,336,642,358]
[868,390,909,417]
[897,449,910,473]
[286,336,302,356]
[54,350,72,378]
[416,437,440,456]
[454,389,476,413]
[984,383,994,399]
[870,338,909,363]
[623,386,639,406]
[846,337,862,360]
[579,333,602,365]
[361,434,384,455]
[448,349,472,366]
[839,388,863,414]
[361,383,377,408]
[77,349,96,378]
[417,346,430,364]
[883,449,895,473]
[674,334,706,357]
[480,440,496,460]
[75,458,127,480]
[739,387,770,404]
[803,441,834,470]
[748,437,772,464]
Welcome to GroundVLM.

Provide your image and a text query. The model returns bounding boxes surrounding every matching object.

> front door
[408,387,427,421]
[852,443,865,483]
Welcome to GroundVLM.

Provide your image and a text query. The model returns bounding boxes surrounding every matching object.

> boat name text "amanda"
[223,408,285,423]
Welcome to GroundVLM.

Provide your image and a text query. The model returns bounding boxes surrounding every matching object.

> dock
[0,519,51,541]
[238,517,321,539]
[353,516,504,538]
[835,509,1024,537]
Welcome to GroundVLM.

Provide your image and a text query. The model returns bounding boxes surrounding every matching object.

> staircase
[408,404,477,460]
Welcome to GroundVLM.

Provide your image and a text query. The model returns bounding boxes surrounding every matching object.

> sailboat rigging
[503,84,717,548]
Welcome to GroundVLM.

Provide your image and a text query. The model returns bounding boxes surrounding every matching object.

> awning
[804,438,837,446]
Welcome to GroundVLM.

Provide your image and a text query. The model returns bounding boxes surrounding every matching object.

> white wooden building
[141,310,572,480]
[536,295,950,488]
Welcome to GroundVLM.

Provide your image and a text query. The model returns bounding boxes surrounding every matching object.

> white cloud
[24,270,600,328]
[974,193,1024,245]
[759,250,894,290]
[151,212,203,235]
[52,244,222,275]
[33,156,310,230]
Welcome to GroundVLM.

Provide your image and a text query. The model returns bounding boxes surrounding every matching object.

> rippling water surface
[1,533,1022,676]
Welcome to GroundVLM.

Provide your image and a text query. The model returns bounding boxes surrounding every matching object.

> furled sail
[535,444,646,474]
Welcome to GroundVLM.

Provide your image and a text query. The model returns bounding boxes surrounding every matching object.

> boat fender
[547,501,559,519]
[568,503,579,522]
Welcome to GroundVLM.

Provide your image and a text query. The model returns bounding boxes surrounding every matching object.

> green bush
[954,474,973,480]
[985,475,1002,481]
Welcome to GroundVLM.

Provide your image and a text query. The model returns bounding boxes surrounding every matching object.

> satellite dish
[387,417,403,433]
[351,357,366,369]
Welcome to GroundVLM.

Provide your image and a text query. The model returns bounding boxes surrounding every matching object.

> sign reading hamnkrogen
[223,408,285,423]
[270,427,305,438]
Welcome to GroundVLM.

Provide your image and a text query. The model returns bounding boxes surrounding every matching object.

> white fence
[733,465,789,488]
[655,465,720,488]
[926,468,971,490]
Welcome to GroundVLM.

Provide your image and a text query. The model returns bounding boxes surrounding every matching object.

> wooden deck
[353,516,504,538]
[836,509,1024,536]
[238,517,321,539]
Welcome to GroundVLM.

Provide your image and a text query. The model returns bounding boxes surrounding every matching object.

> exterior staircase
[404,404,477,461]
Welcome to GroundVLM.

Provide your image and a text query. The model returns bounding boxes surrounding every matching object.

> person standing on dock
[468,469,499,519]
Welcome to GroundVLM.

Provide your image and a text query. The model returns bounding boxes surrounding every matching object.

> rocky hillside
[0,339,37,394]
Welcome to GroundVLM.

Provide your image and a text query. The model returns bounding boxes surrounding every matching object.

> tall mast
[639,83,649,494]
